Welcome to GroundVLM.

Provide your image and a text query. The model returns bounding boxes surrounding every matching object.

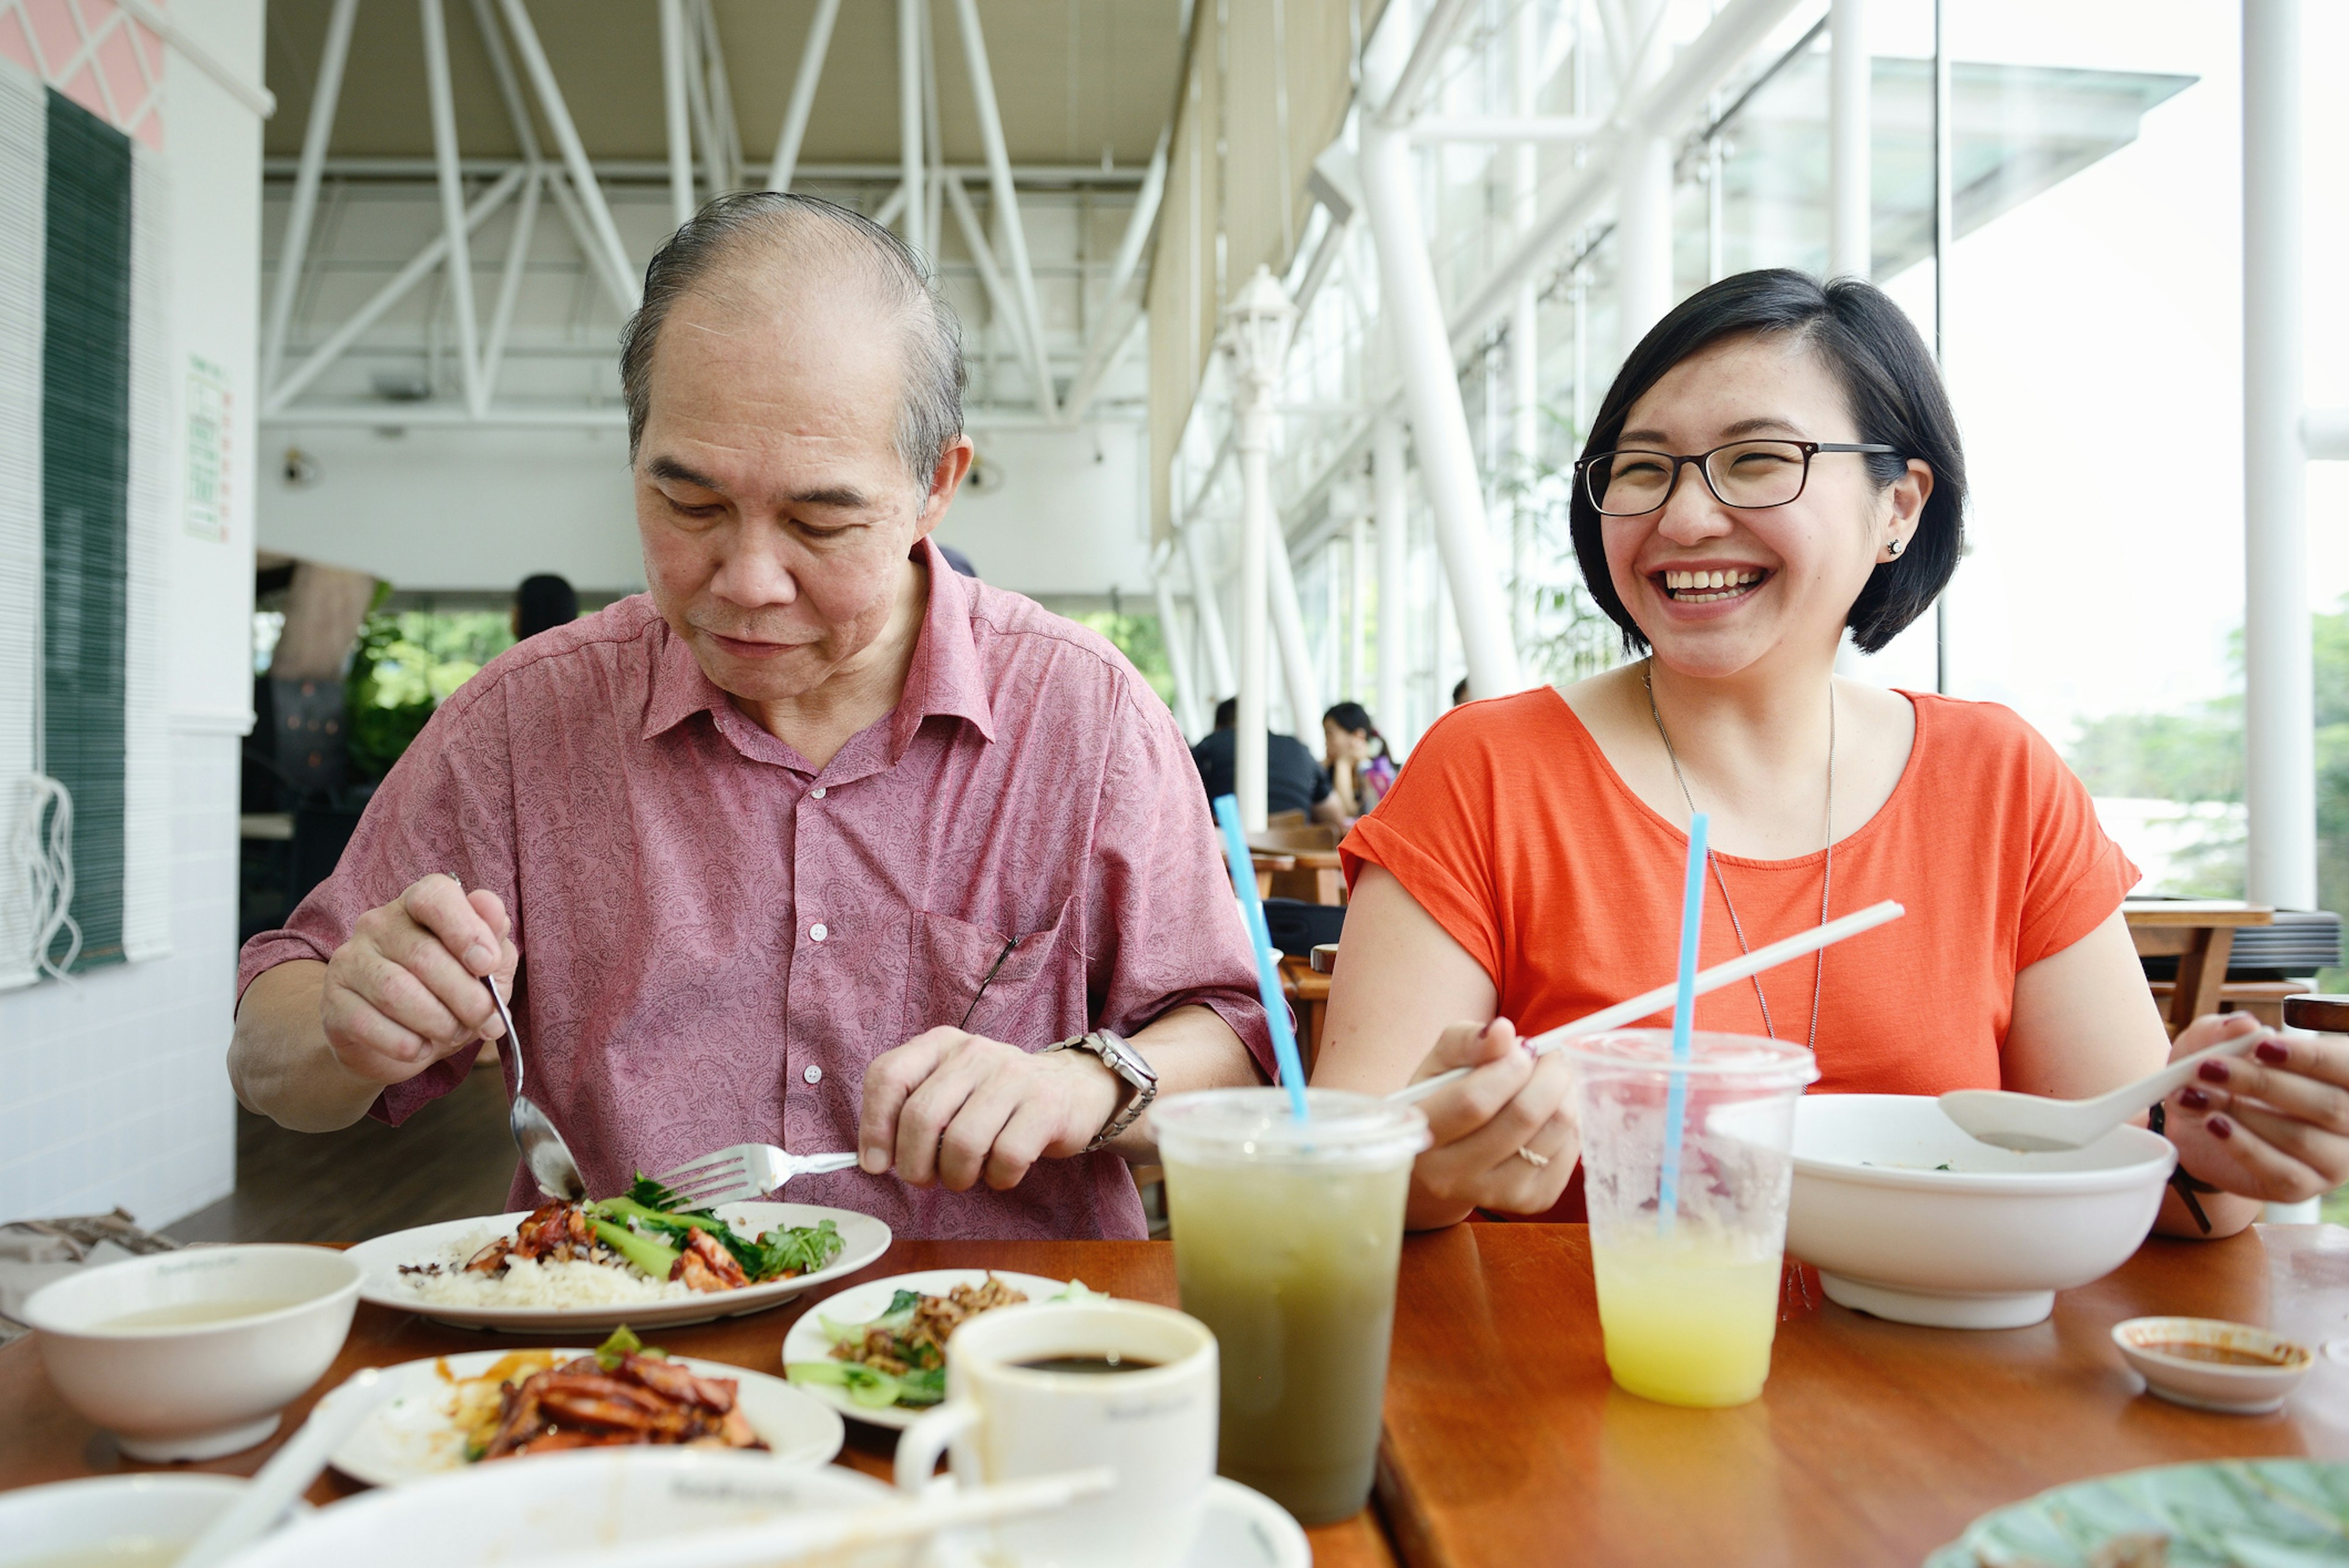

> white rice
[393,1227,694,1309]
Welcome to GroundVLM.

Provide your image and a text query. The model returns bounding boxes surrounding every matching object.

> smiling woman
[1311,269,2349,1243]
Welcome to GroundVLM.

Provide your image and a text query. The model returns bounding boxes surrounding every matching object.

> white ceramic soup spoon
[1939,1032,2265,1153]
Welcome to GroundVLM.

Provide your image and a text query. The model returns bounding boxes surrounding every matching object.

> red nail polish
[2208,1115,2233,1140]
[2198,1060,2231,1083]
[2257,1041,2288,1065]
[2179,1087,2211,1111]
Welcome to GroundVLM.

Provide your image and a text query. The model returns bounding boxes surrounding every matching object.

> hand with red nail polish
[2155,1014,2349,1213]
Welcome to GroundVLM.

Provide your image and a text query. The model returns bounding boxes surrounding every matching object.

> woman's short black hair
[1570,268,1965,656]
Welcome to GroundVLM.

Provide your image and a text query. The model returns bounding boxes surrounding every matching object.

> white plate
[349,1202,891,1332]
[1186,1477,1312,1568]
[328,1348,846,1487]
[779,1269,1071,1430]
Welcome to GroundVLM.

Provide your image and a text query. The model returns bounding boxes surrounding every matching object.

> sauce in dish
[17,1542,184,1567]
[2139,1340,2298,1367]
[95,1299,302,1331]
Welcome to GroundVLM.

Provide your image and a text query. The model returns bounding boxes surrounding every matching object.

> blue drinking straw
[1657,811,1709,1236]
[1212,793,1311,1123]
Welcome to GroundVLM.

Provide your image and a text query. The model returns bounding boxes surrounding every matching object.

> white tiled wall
[0,727,240,1229]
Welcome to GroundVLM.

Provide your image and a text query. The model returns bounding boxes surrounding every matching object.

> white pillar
[1182,525,1237,699]
[1348,494,1370,702]
[1359,124,1524,699]
[897,0,926,256]
[264,0,357,392]
[1237,442,1272,832]
[659,0,696,229]
[766,0,839,193]
[1154,570,1205,739]
[1267,526,1320,740]
[1828,0,1871,278]
[2243,0,2315,908]
[1512,0,1542,642]
[1375,414,1411,752]
[1613,0,1673,355]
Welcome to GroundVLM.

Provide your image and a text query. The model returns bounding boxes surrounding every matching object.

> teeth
[1662,568,1763,598]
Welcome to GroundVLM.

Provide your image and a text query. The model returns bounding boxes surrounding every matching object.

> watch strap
[1046,1030,1157,1153]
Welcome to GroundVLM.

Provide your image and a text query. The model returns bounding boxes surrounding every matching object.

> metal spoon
[485,973,588,1201]
[1938,1031,2265,1153]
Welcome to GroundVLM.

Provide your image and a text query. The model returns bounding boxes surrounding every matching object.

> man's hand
[859,1029,1124,1192]
[320,873,519,1087]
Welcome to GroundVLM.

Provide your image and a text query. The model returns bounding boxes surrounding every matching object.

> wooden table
[1379,1223,2349,1567]
[2124,899,2276,1036]
[1280,956,1333,1072]
[0,1240,1393,1568]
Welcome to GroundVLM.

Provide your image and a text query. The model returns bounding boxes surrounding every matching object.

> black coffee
[1014,1354,1162,1375]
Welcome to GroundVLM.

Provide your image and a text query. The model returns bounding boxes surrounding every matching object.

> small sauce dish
[2111,1316,2313,1414]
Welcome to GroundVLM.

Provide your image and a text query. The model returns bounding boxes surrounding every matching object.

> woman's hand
[2162,1011,2349,1206]
[1401,1019,1579,1230]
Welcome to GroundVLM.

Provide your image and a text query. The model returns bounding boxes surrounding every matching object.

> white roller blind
[0,61,44,995]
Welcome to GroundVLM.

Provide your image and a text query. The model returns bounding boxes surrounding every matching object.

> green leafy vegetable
[786,1360,909,1409]
[588,1216,679,1283]
[590,1179,845,1285]
[752,1218,845,1280]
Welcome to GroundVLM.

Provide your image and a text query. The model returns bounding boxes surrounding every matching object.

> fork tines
[654,1156,748,1201]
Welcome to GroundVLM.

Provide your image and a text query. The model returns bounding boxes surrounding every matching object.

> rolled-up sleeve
[234,677,520,1126]
[1083,678,1277,1080]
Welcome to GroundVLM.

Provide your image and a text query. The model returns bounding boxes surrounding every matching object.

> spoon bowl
[486,976,587,1202]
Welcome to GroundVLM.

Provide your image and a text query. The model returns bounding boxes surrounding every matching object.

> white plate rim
[778,1269,1072,1430]
[347,1202,891,1332]
[1197,1476,1313,1568]
[329,1347,845,1487]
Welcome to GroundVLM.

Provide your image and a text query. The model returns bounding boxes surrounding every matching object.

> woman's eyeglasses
[1575,439,1901,516]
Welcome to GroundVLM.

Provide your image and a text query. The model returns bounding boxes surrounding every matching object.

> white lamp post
[1221,265,1296,834]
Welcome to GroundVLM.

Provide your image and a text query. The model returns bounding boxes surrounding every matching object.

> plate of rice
[351,1200,891,1332]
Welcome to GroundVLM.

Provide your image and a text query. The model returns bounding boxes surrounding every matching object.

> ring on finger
[1514,1145,1551,1169]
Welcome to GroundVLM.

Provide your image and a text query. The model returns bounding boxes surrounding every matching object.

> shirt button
[803,1064,823,1084]
[811,786,826,799]
[809,923,828,942]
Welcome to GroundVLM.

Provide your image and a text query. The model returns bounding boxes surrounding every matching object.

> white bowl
[220,1448,911,1568]
[0,1473,304,1567]
[2112,1316,2315,1414]
[1786,1094,2176,1329]
[21,1244,362,1460]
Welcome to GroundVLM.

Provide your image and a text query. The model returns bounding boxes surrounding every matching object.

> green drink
[1152,1088,1429,1525]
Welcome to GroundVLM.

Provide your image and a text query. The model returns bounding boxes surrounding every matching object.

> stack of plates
[2227,910,2342,977]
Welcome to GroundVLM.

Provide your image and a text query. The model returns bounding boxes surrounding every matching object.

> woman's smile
[1653,566,1770,605]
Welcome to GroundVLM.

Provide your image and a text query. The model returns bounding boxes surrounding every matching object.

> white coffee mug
[893,1299,1217,1568]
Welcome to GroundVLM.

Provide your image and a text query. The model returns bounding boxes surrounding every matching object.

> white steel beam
[1410,115,1605,143]
[500,0,637,307]
[1267,513,1321,739]
[264,166,528,415]
[1346,492,1368,702]
[1064,126,1170,422]
[1828,0,1870,277]
[421,0,486,416]
[1182,526,1238,699]
[660,0,697,228]
[262,403,625,429]
[466,0,544,163]
[920,0,945,266]
[1154,568,1206,738]
[952,0,1058,420]
[694,0,742,190]
[2307,408,2349,461]
[1374,413,1409,754]
[543,169,636,314]
[1374,0,1481,127]
[2243,0,2314,908]
[768,0,841,193]
[481,166,542,400]
[874,184,910,229]
[898,0,927,255]
[942,172,1048,411]
[263,0,358,391]
[117,0,275,118]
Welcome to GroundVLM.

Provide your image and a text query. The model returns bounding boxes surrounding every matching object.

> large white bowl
[220,1448,913,1568]
[0,1473,303,1567]
[20,1243,362,1460]
[1787,1094,2176,1329]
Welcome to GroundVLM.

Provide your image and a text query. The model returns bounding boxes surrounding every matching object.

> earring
[1887,537,1904,557]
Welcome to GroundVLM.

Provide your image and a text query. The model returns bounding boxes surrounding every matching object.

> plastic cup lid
[1149,1087,1430,1164]
[1563,1028,1819,1087]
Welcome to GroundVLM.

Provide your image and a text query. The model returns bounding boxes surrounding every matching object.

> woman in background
[1322,702,1397,819]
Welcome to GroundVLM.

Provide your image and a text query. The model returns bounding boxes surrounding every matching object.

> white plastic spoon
[176,1368,389,1568]
[1939,1031,2266,1153]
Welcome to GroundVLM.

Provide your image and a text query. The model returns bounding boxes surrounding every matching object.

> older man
[229,195,1273,1239]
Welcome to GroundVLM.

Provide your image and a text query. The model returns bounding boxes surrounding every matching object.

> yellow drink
[1590,1234,1783,1408]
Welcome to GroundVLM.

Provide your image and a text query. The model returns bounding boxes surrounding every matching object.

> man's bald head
[619,193,965,485]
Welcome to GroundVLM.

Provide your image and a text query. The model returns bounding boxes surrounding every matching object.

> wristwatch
[1043,1029,1158,1153]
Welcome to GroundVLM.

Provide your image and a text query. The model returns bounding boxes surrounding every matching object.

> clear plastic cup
[1151,1088,1430,1524]
[1565,1030,1818,1408]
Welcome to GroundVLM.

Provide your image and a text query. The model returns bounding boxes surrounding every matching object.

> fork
[653,1144,863,1208]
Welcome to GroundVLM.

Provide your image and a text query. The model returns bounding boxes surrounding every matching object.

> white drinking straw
[1388,899,1907,1107]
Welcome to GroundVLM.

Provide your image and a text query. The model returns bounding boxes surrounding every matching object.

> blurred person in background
[1321,702,1395,818]
[1192,697,1347,828]
[513,573,579,642]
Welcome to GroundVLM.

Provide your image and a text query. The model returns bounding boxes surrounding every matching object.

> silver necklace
[1641,660,1835,1053]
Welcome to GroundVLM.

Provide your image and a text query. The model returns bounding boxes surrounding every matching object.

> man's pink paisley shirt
[237,541,1275,1239]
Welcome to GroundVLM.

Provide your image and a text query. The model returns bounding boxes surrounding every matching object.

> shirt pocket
[905,896,1082,1046]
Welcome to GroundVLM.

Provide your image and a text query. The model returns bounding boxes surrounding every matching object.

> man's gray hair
[618,192,966,487]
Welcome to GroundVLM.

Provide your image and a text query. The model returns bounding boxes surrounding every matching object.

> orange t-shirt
[1341,688,2139,1101]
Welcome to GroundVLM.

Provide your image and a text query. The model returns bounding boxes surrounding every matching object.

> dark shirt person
[513,574,579,642]
[1190,697,1347,827]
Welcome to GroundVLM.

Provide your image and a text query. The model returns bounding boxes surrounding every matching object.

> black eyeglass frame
[1574,439,1903,516]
